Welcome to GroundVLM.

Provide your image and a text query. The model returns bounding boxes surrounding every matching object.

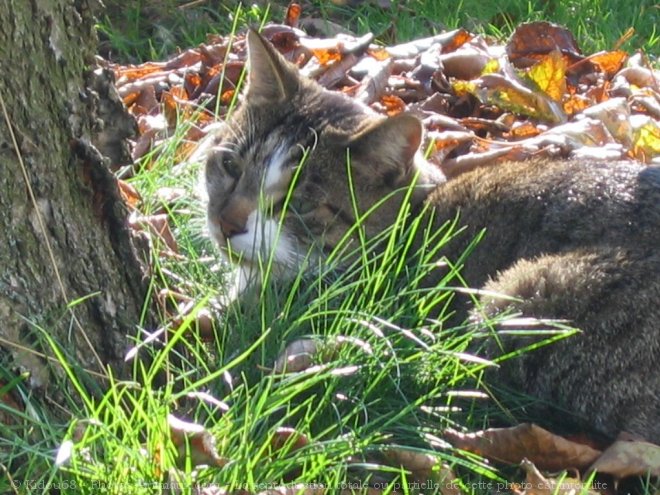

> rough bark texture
[0,0,149,387]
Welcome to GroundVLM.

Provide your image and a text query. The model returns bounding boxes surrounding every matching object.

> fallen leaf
[588,438,660,478]
[443,423,602,470]
[519,458,601,495]
[284,3,301,28]
[55,439,74,466]
[588,50,628,77]
[631,115,660,162]
[380,94,406,116]
[382,447,462,495]
[272,338,319,373]
[118,179,141,209]
[270,427,310,456]
[129,213,179,254]
[168,414,228,468]
[507,22,582,68]
[527,50,567,102]
[311,48,342,66]
[272,336,373,374]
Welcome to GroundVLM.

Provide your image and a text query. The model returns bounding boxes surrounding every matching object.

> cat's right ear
[246,29,299,102]
[347,113,423,181]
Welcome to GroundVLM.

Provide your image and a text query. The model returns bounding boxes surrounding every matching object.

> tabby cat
[205,30,660,443]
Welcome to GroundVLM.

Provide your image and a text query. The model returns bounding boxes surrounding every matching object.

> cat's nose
[217,216,247,238]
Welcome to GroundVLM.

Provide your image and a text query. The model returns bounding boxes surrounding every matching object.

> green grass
[0,130,508,492]
[98,0,658,62]
[0,77,593,491]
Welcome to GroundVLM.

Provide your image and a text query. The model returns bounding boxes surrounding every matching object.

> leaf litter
[101,7,660,494]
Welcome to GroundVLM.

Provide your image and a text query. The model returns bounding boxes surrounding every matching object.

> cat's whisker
[212,144,238,155]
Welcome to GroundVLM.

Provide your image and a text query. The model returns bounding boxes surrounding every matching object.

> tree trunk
[0,0,148,387]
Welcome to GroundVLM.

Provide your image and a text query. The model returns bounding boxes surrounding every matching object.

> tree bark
[0,0,148,387]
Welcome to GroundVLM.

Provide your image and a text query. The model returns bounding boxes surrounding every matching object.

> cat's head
[205,30,442,276]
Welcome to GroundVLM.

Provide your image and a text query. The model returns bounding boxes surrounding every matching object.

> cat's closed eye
[288,197,315,216]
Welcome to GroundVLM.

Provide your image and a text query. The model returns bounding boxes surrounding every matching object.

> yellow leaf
[481,58,500,75]
[452,80,476,97]
[632,119,660,162]
[527,50,567,102]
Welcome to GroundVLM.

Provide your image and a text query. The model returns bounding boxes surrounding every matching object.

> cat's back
[428,159,660,259]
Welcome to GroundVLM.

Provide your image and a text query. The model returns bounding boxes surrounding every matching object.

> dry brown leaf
[615,66,657,89]
[168,414,228,468]
[270,427,310,456]
[189,307,215,341]
[284,3,302,29]
[0,378,24,426]
[153,186,186,212]
[507,22,582,68]
[118,179,141,209]
[157,288,192,314]
[116,62,166,81]
[589,439,660,478]
[440,147,517,179]
[581,97,633,147]
[386,29,471,58]
[272,336,373,374]
[505,122,542,139]
[311,48,342,66]
[129,213,179,254]
[367,47,390,61]
[317,53,359,88]
[382,447,462,495]
[439,49,490,80]
[563,94,592,115]
[612,27,635,51]
[519,459,601,495]
[443,423,602,470]
[272,338,319,373]
[221,89,236,105]
[588,50,628,77]
[380,94,406,116]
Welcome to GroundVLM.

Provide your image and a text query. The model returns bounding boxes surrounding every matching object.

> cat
[204,30,660,444]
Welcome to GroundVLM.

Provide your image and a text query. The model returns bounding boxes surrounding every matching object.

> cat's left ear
[246,29,299,102]
[347,113,422,181]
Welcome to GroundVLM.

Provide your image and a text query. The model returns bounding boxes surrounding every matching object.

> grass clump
[0,141,503,492]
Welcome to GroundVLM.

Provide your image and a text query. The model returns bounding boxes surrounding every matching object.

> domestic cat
[205,30,660,444]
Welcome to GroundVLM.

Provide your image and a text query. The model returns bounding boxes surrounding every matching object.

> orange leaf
[588,50,628,77]
[118,180,141,208]
[116,62,165,81]
[367,47,391,61]
[380,94,406,116]
[311,48,342,66]
[442,29,472,53]
[563,94,591,115]
[284,3,301,28]
[505,121,542,139]
[221,89,235,105]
